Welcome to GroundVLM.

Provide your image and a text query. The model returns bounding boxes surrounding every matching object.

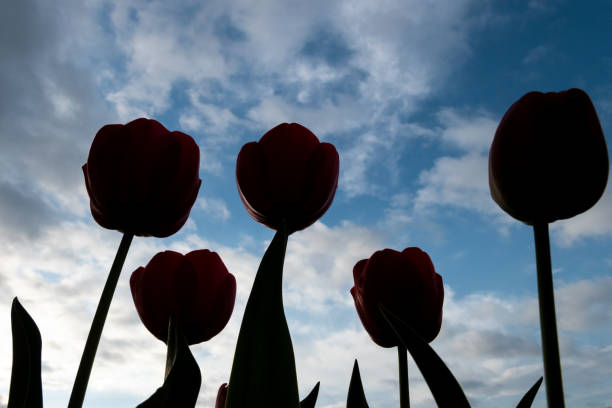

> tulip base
[68,232,134,408]
[533,223,565,407]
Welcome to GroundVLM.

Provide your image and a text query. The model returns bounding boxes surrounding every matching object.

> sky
[0,0,611,407]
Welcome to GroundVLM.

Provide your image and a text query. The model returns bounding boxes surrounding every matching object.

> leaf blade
[380,306,470,408]
[8,297,43,408]
[137,318,201,408]
[516,377,543,408]
[300,382,320,408]
[346,360,369,408]
[226,229,300,407]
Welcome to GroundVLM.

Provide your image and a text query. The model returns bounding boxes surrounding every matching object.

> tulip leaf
[516,377,543,408]
[226,227,300,407]
[137,318,201,408]
[379,306,471,408]
[300,382,320,408]
[346,360,369,408]
[8,297,43,408]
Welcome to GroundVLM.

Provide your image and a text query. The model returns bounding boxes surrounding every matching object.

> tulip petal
[236,141,272,225]
[299,142,339,231]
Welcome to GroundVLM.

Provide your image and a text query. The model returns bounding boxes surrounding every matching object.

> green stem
[398,345,410,408]
[533,223,564,407]
[68,232,134,408]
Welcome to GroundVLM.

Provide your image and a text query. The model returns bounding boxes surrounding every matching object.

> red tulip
[236,123,339,233]
[83,118,202,237]
[215,383,228,408]
[350,248,444,347]
[130,250,236,345]
[489,88,609,224]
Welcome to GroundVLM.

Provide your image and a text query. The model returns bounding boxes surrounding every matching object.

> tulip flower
[489,88,608,225]
[236,122,339,234]
[351,248,444,347]
[215,383,228,408]
[71,118,202,407]
[488,88,609,408]
[351,247,443,408]
[130,250,236,345]
[83,117,202,238]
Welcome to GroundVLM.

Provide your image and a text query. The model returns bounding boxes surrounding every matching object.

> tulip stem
[68,232,134,408]
[532,223,565,408]
[398,345,410,408]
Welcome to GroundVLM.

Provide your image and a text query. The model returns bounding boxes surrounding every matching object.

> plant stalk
[398,345,410,408]
[532,223,564,407]
[68,232,134,408]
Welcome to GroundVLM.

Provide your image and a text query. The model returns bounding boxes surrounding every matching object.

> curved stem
[68,232,134,408]
[533,223,564,407]
[398,345,410,408]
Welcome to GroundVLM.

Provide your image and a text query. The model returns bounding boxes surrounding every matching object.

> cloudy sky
[1,0,611,407]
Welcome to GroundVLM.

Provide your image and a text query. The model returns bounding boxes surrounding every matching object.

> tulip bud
[489,88,609,224]
[83,118,202,237]
[236,123,339,234]
[350,248,444,347]
[130,250,236,345]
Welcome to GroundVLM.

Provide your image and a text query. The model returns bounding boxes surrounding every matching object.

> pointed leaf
[346,360,369,408]
[226,228,300,407]
[380,306,470,408]
[300,382,320,408]
[8,297,42,408]
[516,377,543,408]
[137,318,201,408]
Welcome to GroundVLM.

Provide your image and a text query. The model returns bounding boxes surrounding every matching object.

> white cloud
[196,197,231,221]
[436,108,498,153]
[522,44,550,65]
[284,221,384,313]
[551,181,612,246]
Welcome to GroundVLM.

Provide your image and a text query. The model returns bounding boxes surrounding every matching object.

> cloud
[0,0,115,237]
[1,217,612,407]
[436,108,498,153]
[522,44,550,64]
[99,0,487,204]
[196,197,231,221]
[284,221,385,314]
[551,181,612,246]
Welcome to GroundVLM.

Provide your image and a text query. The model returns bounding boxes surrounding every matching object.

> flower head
[236,123,339,234]
[130,250,236,345]
[83,118,201,237]
[351,248,444,347]
[489,88,608,224]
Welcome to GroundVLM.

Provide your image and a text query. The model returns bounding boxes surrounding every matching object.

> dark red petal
[258,123,320,206]
[352,259,368,286]
[351,285,396,347]
[236,142,273,226]
[295,142,339,231]
[132,251,184,342]
[86,124,124,220]
[183,250,236,344]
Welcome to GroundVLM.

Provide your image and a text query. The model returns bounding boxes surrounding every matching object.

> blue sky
[1,0,611,407]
